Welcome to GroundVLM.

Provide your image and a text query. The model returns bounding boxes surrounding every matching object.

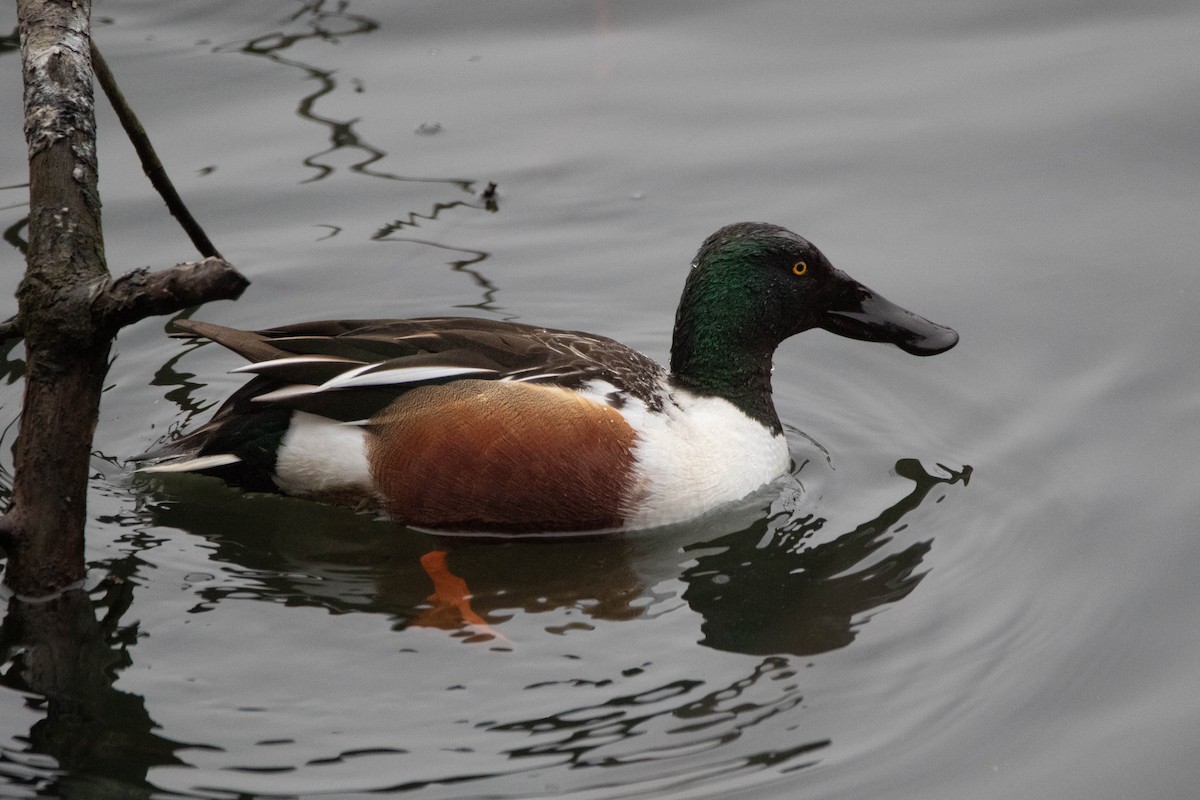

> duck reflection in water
[141,456,969,656]
[406,458,970,654]
[681,458,971,656]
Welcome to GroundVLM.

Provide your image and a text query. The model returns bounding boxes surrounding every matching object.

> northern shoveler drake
[139,222,958,533]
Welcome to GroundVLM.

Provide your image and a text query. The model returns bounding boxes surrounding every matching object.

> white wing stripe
[252,384,322,402]
[230,355,361,374]
[320,365,493,390]
[505,373,561,383]
[251,366,494,403]
[138,453,243,473]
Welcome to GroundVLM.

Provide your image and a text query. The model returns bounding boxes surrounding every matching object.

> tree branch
[89,41,223,260]
[5,0,248,596]
[89,257,249,332]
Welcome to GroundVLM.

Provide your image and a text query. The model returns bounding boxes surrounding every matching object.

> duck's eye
[792,261,808,276]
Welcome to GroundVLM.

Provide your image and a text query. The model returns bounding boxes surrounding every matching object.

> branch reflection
[217,1,504,310]
[0,584,206,798]
[222,1,472,189]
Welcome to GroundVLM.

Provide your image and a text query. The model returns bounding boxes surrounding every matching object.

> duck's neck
[669,283,783,434]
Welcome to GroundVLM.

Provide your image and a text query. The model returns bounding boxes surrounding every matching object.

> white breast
[581,382,791,529]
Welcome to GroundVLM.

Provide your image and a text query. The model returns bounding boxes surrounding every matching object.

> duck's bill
[819,272,959,356]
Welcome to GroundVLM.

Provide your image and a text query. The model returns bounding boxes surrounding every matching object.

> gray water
[1,1,1198,798]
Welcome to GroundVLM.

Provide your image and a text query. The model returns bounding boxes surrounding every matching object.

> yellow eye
[792,261,808,276]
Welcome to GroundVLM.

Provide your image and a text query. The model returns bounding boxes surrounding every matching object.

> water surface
[1,1,1198,798]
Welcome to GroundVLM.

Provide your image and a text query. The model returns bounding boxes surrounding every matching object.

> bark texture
[6,0,110,596]
[4,0,248,596]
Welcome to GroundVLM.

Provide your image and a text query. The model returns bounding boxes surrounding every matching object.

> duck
[139,222,958,534]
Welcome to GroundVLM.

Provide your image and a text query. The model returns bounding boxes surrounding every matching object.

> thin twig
[89,41,223,261]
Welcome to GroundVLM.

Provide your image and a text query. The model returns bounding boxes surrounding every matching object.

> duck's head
[670,222,958,418]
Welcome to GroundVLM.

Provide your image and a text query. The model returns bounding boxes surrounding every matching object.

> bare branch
[90,257,249,331]
[90,41,222,260]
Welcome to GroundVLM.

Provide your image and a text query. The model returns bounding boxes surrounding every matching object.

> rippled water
[1,1,1198,798]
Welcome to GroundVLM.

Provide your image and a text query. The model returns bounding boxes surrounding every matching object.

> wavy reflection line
[139,333,221,453]
[375,236,504,314]
[489,657,825,772]
[372,201,495,238]
[0,412,17,503]
[210,2,505,313]
[218,1,472,190]
[2,178,29,256]
[1,215,27,256]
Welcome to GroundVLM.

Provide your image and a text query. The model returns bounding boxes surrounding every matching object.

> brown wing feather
[172,319,285,363]
[172,316,670,404]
